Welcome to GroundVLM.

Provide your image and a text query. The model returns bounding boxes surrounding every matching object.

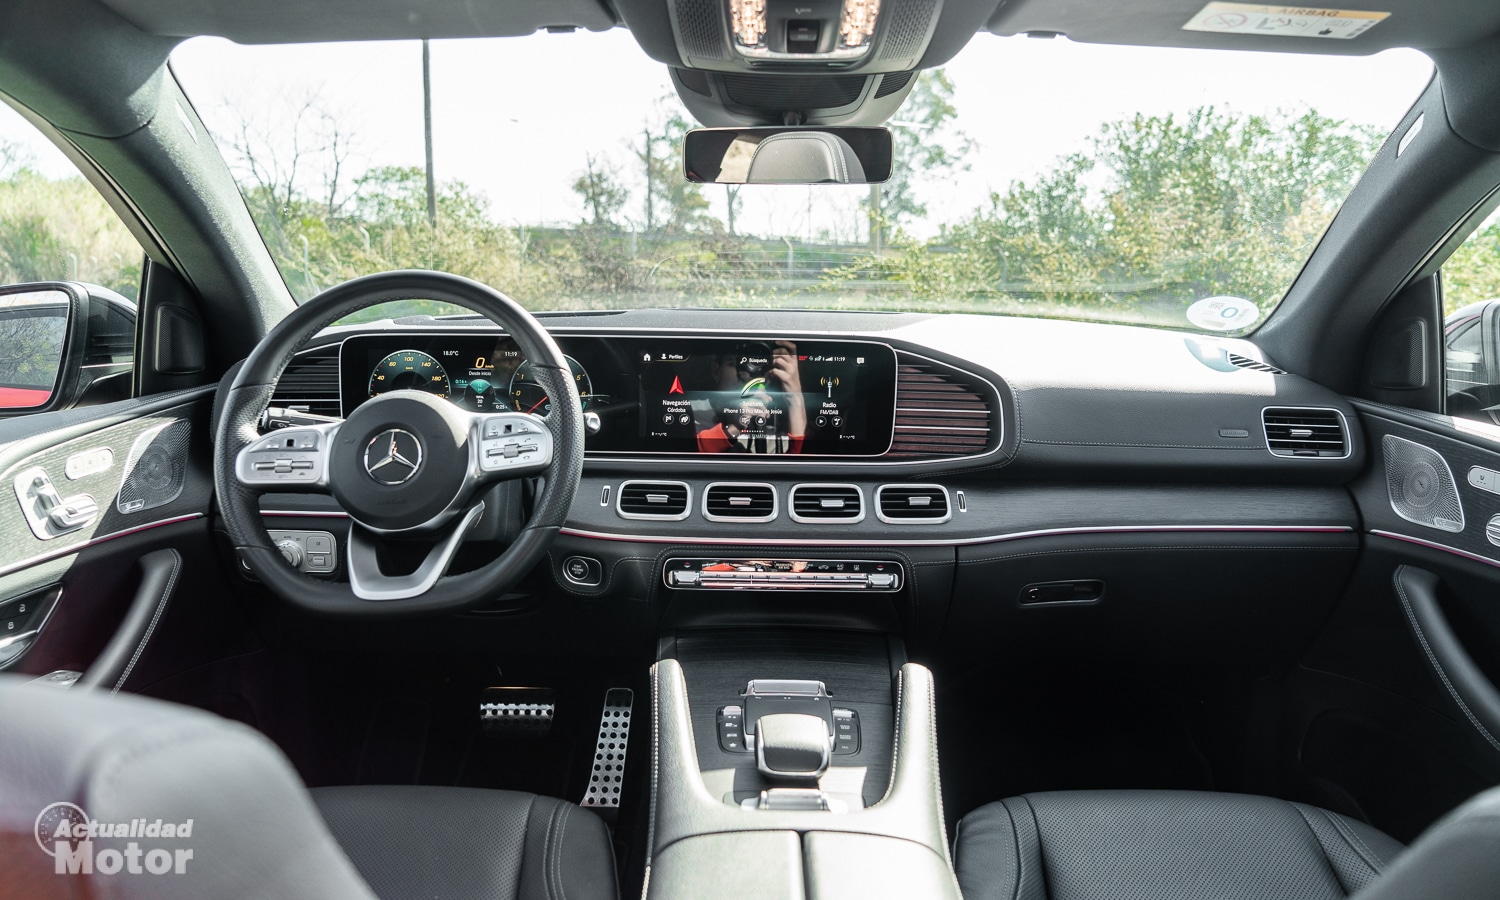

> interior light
[730,0,767,47]
[839,0,881,48]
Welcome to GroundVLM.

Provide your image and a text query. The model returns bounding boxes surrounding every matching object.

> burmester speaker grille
[878,0,937,62]
[1383,434,1465,534]
[117,419,190,514]
[721,74,867,110]
[676,0,725,59]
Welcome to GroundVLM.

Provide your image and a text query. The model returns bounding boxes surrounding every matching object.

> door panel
[0,386,240,692]
[1289,402,1500,840]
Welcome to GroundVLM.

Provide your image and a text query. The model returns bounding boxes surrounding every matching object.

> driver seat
[0,677,618,900]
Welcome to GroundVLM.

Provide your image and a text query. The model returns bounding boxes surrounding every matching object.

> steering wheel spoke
[470,411,554,483]
[347,502,486,601]
[234,421,341,491]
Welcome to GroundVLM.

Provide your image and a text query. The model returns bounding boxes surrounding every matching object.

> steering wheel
[213,271,585,616]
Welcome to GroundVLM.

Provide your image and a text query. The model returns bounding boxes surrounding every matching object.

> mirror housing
[684,126,892,184]
[0,282,137,416]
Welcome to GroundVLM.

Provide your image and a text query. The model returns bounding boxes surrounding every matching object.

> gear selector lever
[755,713,831,781]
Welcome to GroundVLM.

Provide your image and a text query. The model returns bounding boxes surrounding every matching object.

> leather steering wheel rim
[213,270,585,617]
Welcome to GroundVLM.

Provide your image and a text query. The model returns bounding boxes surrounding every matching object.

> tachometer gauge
[509,356,591,416]
[369,349,450,400]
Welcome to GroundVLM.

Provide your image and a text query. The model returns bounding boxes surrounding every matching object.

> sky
[3,27,1436,242]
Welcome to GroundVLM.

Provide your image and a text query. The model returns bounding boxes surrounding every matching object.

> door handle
[1393,565,1500,754]
[77,549,182,694]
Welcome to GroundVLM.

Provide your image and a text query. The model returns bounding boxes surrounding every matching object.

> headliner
[94,0,1500,57]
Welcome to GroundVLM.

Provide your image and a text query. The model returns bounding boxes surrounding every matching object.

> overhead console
[338,334,907,458]
[614,0,1004,126]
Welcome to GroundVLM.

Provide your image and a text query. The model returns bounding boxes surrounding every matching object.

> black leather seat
[312,785,616,900]
[953,790,1403,900]
[0,677,617,900]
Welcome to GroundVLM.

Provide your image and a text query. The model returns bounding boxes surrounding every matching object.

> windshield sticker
[1187,296,1261,331]
[1183,3,1389,40]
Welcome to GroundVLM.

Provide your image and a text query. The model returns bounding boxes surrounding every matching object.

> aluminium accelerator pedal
[583,688,633,809]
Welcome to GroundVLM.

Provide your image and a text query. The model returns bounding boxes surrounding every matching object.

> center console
[644,629,962,899]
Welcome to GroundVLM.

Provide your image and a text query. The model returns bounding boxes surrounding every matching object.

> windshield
[170,32,1432,333]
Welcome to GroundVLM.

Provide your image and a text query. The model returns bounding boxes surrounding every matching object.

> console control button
[717,705,749,753]
[832,707,860,756]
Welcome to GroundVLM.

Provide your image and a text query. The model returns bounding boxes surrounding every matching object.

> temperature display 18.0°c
[368,349,451,400]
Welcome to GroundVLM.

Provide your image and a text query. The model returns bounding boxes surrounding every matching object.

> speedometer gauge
[509,356,591,416]
[369,349,450,400]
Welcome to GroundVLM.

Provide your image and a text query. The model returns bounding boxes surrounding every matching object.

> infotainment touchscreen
[629,338,896,456]
[337,334,897,457]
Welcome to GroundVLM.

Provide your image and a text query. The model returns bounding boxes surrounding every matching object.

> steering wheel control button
[363,428,423,485]
[267,530,338,574]
[563,556,603,586]
[237,425,332,487]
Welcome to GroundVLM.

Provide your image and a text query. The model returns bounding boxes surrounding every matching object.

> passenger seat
[953,788,1500,900]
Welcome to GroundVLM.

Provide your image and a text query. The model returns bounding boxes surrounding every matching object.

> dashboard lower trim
[1370,529,1500,569]
[556,523,1354,548]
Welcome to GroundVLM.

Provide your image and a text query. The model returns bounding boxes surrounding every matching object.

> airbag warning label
[1183,2,1389,39]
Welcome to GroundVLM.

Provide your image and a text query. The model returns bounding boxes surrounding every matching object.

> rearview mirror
[684,126,892,185]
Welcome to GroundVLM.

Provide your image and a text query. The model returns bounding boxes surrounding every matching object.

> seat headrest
[0,677,376,899]
[746,131,867,184]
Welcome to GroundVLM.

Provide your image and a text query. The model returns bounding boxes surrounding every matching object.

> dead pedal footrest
[583,688,633,808]
[479,687,555,738]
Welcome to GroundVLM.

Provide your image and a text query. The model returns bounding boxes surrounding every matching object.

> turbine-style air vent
[789,484,864,523]
[703,483,777,522]
[270,345,342,418]
[876,484,951,523]
[617,481,691,520]
[1263,408,1348,458]
[887,353,994,459]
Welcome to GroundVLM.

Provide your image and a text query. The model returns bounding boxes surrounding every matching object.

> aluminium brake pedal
[583,688,633,808]
[479,687,555,738]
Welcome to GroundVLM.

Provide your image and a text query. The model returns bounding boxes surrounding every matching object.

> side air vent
[887,353,994,459]
[876,484,951,524]
[703,482,777,522]
[1227,353,1287,375]
[617,481,691,520]
[789,484,864,523]
[270,345,342,418]
[1263,408,1349,458]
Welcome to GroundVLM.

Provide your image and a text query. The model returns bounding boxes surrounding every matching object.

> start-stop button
[563,556,603,587]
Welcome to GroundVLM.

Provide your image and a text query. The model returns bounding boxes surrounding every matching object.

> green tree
[1444,215,1500,315]
[635,109,711,235]
[572,154,629,227]
[835,105,1380,323]
[866,69,972,249]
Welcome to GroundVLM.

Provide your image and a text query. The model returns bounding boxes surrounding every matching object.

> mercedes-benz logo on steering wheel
[364,429,423,484]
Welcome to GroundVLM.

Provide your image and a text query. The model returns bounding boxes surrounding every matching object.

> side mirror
[0,281,134,416]
[684,126,893,185]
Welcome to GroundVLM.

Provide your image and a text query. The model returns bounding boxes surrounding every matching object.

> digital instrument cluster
[339,334,897,457]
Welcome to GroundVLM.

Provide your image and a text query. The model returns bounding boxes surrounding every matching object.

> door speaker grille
[1383,435,1464,533]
